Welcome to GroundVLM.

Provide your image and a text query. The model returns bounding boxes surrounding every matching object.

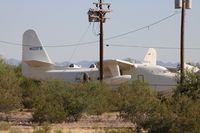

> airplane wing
[97,59,134,78]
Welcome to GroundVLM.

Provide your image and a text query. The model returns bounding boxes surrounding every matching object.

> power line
[0,40,98,47]
[68,23,92,63]
[105,12,179,41]
[106,43,200,50]
[0,12,179,48]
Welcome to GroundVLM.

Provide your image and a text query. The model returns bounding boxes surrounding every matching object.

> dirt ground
[0,112,135,133]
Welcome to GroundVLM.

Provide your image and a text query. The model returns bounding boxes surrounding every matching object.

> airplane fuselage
[132,64,177,93]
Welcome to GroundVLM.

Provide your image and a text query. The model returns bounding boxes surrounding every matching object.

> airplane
[100,49,177,93]
[22,29,177,93]
[22,29,133,85]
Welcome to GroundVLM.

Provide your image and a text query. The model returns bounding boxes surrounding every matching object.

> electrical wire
[92,22,100,36]
[0,12,179,48]
[0,40,98,47]
[68,23,92,63]
[106,43,200,50]
[105,12,179,41]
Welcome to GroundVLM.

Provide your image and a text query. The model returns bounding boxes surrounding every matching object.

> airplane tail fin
[22,29,54,67]
[143,48,157,65]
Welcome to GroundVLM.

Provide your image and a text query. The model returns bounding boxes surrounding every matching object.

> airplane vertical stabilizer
[143,48,157,65]
[22,29,53,67]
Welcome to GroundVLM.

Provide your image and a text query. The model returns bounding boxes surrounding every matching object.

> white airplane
[22,29,132,85]
[100,49,177,93]
[22,29,177,93]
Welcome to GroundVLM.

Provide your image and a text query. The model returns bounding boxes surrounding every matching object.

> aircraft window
[89,64,96,68]
[69,64,74,67]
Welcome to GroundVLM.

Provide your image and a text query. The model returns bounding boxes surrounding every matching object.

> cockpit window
[69,64,74,67]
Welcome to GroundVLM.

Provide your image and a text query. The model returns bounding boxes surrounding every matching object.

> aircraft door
[75,72,90,82]
[83,72,90,82]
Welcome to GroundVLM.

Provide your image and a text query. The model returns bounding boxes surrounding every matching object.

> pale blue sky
[0,0,199,63]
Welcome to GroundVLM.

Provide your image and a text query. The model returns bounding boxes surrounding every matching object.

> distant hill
[157,61,178,68]
[4,58,178,68]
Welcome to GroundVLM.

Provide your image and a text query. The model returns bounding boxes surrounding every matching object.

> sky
[0,0,199,63]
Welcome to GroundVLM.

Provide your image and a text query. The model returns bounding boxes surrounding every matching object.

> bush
[21,78,41,109]
[80,82,112,115]
[32,81,114,123]
[0,121,11,130]
[63,84,86,121]
[174,70,200,100]
[118,73,200,132]
[0,59,22,112]
[167,96,200,132]
[32,81,67,123]
[117,81,174,133]
[168,70,200,132]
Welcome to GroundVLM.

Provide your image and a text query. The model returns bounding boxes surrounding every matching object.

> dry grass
[0,112,135,133]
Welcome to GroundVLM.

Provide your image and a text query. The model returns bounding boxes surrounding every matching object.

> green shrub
[21,78,41,109]
[118,73,200,132]
[32,81,67,123]
[118,81,174,133]
[0,59,22,112]
[80,82,111,115]
[32,81,114,123]
[0,121,11,130]
[63,83,87,121]
[167,95,200,132]
[174,70,200,100]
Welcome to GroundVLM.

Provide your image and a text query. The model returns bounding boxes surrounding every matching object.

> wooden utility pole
[99,0,104,81]
[88,0,111,81]
[175,0,192,85]
[180,0,185,85]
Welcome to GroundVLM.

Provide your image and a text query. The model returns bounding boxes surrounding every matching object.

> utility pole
[180,0,185,85]
[88,0,111,81]
[99,0,104,82]
[175,0,192,85]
